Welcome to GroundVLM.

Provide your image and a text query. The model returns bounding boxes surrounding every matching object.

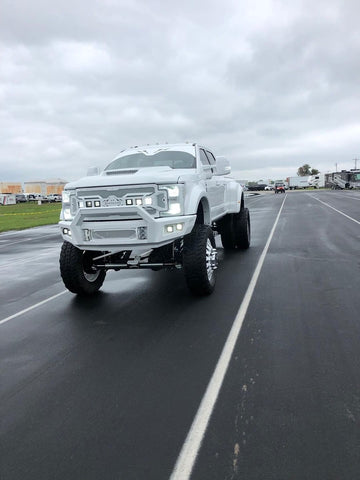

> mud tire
[60,241,106,295]
[183,224,217,296]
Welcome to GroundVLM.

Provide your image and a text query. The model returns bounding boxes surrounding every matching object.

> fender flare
[184,186,211,224]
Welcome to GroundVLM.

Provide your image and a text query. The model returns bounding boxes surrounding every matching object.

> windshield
[105,151,196,171]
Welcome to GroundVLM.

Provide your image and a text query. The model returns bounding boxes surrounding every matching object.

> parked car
[25,194,34,201]
[26,193,49,202]
[47,194,62,202]
[247,183,267,191]
[15,193,27,203]
[264,185,274,191]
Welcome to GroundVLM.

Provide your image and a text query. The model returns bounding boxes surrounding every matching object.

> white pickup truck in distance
[59,143,250,296]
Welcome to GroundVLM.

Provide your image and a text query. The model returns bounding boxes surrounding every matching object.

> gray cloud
[1,0,360,183]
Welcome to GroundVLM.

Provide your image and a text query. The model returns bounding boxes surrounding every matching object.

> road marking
[323,191,360,202]
[0,291,67,326]
[170,195,287,480]
[337,194,360,201]
[310,196,360,225]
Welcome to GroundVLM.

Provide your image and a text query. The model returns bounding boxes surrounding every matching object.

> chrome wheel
[83,251,102,282]
[206,239,218,281]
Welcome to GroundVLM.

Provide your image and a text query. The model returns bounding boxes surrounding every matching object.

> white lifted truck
[59,143,250,296]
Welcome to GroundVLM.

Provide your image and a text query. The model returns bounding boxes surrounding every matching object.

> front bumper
[59,205,196,255]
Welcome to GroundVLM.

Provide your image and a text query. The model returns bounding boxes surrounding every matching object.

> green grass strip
[0,203,62,232]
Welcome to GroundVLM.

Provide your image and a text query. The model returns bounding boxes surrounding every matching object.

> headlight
[166,185,180,198]
[160,185,183,216]
[63,208,73,221]
[62,191,71,203]
[61,190,76,221]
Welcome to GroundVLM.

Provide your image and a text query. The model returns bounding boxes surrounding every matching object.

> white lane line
[339,194,360,201]
[170,195,287,480]
[322,192,360,202]
[310,195,360,225]
[0,291,67,326]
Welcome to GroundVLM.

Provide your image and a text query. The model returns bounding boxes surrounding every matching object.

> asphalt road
[1,190,360,480]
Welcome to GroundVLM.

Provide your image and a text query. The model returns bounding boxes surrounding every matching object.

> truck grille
[74,184,166,218]
[77,185,155,200]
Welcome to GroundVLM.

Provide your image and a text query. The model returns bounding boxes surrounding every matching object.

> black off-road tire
[60,241,106,295]
[183,224,217,296]
[234,207,250,249]
[219,213,236,250]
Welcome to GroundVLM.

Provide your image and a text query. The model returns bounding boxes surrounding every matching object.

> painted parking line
[0,291,67,326]
[310,195,360,225]
[170,195,287,480]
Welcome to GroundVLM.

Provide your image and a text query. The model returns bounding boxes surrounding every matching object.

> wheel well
[196,198,210,224]
[240,194,244,210]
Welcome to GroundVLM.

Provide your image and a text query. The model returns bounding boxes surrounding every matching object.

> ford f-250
[59,143,250,296]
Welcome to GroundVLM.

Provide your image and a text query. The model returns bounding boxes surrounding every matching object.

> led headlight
[62,191,72,203]
[61,190,76,221]
[167,202,181,215]
[166,185,180,198]
[160,185,184,217]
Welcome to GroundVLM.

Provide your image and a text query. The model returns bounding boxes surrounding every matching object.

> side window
[205,151,216,165]
[199,149,211,166]
[205,151,216,173]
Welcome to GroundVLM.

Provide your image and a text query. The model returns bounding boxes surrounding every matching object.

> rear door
[199,149,225,219]
[205,150,226,218]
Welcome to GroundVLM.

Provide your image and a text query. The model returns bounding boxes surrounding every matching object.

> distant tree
[311,168,319,175]
[297,164,312,176]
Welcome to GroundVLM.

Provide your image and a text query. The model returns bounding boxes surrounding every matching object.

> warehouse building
[0,182,23,194]
[24,178,67,196]
[24,181,47,196]
[45,178,67,195]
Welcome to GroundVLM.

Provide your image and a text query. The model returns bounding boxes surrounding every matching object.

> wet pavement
[1,190,360,480]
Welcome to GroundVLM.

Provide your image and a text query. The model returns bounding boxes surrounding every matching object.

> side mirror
[87,166,100,176]
[215,156,231,175]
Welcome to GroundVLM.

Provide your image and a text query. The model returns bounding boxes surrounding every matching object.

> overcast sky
[1,0,360,183]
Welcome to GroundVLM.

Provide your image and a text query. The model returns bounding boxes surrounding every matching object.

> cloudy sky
[1,0,360,183]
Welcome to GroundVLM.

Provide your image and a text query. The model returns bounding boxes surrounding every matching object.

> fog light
[137,226,147,240]
[63,228,71,236]
[176,223,183,231]
[94,200,101,207]
[166,225,174,233]
[126,199,133,205]
[86,201,92,207]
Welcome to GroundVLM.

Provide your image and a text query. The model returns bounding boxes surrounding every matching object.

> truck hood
[65,167,199,189]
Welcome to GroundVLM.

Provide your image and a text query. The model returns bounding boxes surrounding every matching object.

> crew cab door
[199,149,226,219]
